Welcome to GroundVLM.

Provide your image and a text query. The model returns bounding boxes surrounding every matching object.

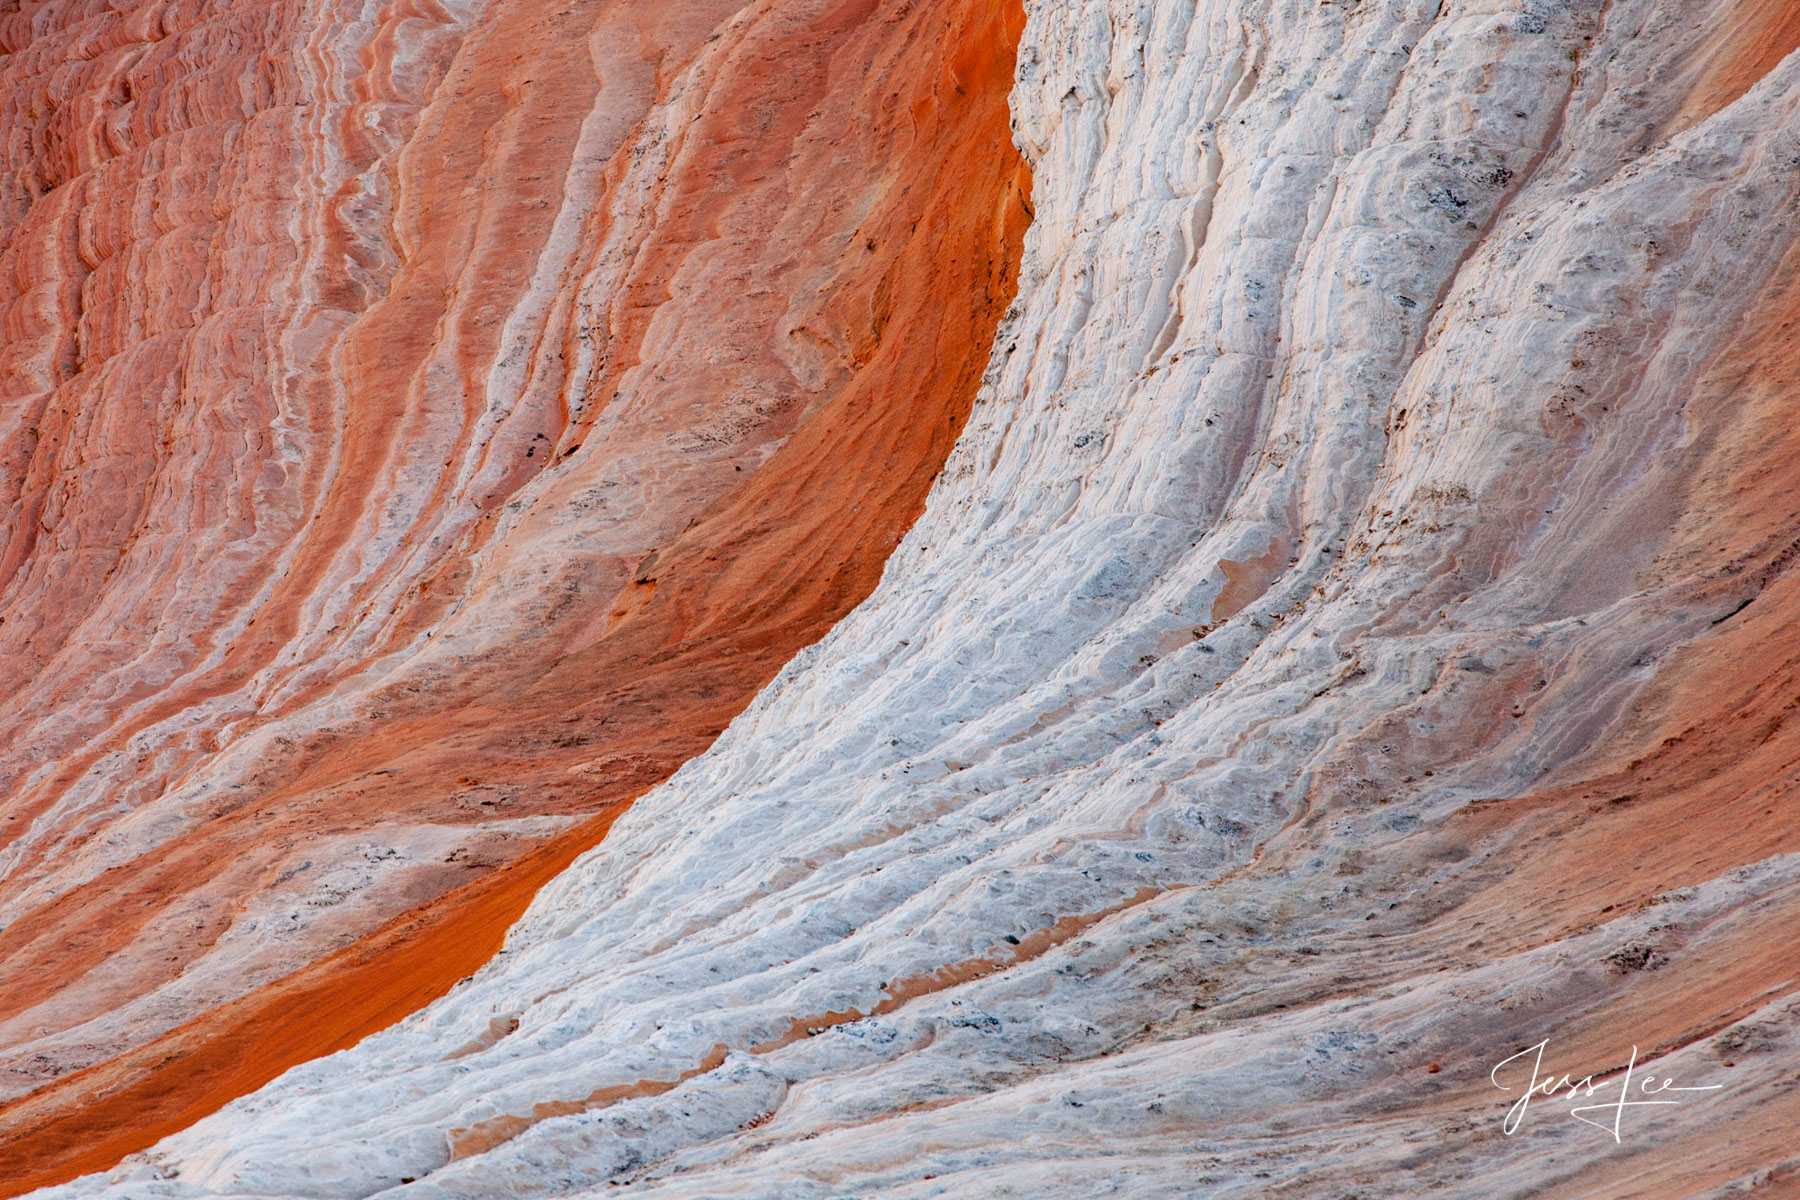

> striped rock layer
[15,0,1800,1197]
[0,0,1027,1189]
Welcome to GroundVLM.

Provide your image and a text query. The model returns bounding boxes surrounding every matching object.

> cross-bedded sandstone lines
[0,0,1028,1190]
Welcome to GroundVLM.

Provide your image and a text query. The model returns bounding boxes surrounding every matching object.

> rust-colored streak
[0,0,1030,1189]
[445,1042,731,1161]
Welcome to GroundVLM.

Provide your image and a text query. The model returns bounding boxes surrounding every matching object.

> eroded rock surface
[0,0,1027,1188]
[19,0,1800,1196]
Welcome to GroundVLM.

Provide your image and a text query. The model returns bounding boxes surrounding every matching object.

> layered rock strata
[0,0,1028,1189]
[23,0,1800,1196]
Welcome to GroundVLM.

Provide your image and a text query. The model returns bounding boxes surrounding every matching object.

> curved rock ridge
[23,0,1800,1196]
[0,0,1028,1188]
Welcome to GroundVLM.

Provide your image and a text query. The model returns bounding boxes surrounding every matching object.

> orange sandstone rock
[0,0,1029,1188]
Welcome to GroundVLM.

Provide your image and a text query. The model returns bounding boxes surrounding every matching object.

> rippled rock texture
[0,0,1028,1188]
[16,0,1800,1195]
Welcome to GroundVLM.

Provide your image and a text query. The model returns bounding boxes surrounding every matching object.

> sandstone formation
[0,0,1027,1190]
[15,0,1800,1196]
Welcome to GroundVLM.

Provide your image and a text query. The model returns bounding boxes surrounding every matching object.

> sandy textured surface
[0,0,1026,1189]
[16,0,1800,1195]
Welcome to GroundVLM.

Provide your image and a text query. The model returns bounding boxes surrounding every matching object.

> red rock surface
[0,0,1028,1189]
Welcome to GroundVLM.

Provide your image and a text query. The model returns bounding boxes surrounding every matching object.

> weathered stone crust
[0,0,1028,1188]
[18,0,1800,1196]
